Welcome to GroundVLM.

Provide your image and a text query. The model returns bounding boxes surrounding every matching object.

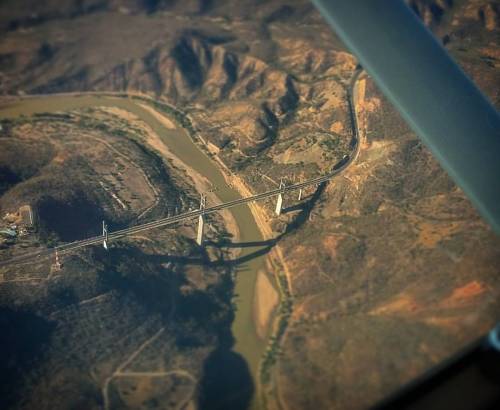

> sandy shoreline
[189,115,285,327]
[254,269,279,340]
[136,102,176,129]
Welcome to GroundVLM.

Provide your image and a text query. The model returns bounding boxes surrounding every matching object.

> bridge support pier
[102,220,108,250]
[196,215,205,246]
[275,193,283,216]
[196,194,206,246]
[275,179,285,216]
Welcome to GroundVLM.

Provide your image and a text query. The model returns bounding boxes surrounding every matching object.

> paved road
[0,168,348,267]
[0,69,364,268]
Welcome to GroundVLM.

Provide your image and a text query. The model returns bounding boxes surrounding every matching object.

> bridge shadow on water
[160,182,327,270]
[213,181,325,250]
[196,183,327,410]
[97,246,255,410]
[202,183,328,409]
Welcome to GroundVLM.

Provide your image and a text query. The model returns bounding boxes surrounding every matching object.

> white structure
[275,178,285,216]
[102,220,108,250]
[196,194,206,246]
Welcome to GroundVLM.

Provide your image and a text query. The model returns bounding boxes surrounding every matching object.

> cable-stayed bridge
[1,69,363,268]
[0,155,353,268]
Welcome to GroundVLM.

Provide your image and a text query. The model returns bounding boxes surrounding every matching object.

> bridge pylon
[275,178,285,216]
[102,220,108,250]
[196,194,206,246]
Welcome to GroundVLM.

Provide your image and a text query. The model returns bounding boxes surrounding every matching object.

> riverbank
[254,270,279,340]
[98,93,289,409]
[100,103,242,260]
[0,92,274,409]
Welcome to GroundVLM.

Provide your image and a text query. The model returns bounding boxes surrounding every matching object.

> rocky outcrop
[201,101,278,155]
[0,1,357,161]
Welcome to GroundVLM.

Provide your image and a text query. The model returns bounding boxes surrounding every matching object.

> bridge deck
[0,165,349,267]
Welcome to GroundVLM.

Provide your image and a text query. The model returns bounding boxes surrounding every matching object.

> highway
[0,163,351,267]
[0,68,363,268]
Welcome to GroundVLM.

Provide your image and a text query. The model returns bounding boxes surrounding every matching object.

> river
[0,94,272,409]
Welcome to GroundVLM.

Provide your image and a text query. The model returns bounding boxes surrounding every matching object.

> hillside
[0,1,499,409]
[0,107,237,409]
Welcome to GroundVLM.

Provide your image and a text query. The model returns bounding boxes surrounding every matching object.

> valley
[1,1,500,409]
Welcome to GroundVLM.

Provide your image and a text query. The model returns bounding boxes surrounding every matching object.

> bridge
[1,68,363,268]
[0,157,354,268]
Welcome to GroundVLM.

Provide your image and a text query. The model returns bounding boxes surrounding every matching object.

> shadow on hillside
[95,238,254,409]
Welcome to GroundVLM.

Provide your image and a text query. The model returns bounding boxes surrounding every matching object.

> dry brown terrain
[0,107,235,410]
[0,1,499,409]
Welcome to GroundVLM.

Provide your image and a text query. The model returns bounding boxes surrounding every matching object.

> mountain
[0,1,499,409]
